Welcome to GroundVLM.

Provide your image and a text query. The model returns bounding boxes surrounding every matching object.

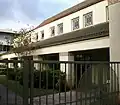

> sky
[0,0,84,31]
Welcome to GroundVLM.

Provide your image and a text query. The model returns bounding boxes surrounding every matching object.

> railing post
[23,59,29,105]
[29,60,34,105]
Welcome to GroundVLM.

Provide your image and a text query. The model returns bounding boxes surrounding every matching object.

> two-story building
[1,0,120,86]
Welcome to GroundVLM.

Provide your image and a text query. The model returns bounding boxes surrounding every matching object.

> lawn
[0,75,56,97]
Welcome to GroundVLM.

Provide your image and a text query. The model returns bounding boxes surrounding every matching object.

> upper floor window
[83,12,93,27]
[41,31,44,39]
[35,33,38,41]
[57,23,63,34]
[72,17,79,30]
[50,26,55,36]
[106,6,109,21]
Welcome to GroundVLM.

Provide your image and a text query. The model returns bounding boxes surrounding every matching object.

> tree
[12,28,35,57]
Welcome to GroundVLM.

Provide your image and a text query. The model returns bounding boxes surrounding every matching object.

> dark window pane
[50,26,55,36]
[41,31,44,39]
[72,17,79,30]
[83,12,93,27]
[57,23,63,34]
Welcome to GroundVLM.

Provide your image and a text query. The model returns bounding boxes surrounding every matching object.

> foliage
[11,28,34,56]
[0,68,68,92]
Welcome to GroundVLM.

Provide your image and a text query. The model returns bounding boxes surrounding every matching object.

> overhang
[32,22,109,49]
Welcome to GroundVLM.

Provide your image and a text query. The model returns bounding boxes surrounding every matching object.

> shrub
[34,70,56,89]
[0,67,68,92]
[1,68,17,80]
[0,68,23,81]
[34,70,67,91]
[55,71,70,92]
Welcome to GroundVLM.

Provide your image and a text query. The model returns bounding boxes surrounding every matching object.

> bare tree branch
[12,28,34,56]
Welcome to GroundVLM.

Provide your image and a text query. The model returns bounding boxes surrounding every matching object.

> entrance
[75,54,91,86]
[74,48,109,86]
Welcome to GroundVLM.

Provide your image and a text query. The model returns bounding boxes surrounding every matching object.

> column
[18,57,22,68]
[59,52,74,87]
[33,55,43,70]
[109,2,120,92]
[8,58,14,68]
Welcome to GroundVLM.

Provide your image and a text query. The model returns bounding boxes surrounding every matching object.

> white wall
[109,2,120,62]
[108,2,120,91]
[34,1,108,41]
[33,36,109,56]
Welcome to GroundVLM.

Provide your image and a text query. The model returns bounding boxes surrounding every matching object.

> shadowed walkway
[0,84,23,105]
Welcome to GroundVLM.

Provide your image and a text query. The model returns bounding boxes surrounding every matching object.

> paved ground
[0,84,23,105]
[0,84,98,105]
[30,91,97,105]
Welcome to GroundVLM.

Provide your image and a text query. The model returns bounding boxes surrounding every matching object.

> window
[41,31,44,39]
[72,17,79,30]
[57,23,63,34]
[106,6,109,21]
[83,12,93,27]
[0,45,11,51]
[35,33,38,41]
[50,26,55,36]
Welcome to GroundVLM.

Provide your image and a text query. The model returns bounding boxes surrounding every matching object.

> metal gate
[0,60,119,105]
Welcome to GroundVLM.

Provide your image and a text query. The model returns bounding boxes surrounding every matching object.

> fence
[0,60,119,105]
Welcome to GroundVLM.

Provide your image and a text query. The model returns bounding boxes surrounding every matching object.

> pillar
[18,57,22,68]
[109,1,120,92]
[33,55,43,70]
[109,2,120,62]
[59,52,74,87]
[8,58,14,68]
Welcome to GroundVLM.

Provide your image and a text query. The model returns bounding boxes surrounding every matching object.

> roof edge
[35,0,105,29]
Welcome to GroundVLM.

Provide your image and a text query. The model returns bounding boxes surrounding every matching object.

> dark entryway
[42,53,59,70]
[73,48,109,86]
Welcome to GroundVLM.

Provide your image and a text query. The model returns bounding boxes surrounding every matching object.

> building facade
[1,0,120,86]
[0,29,15,54]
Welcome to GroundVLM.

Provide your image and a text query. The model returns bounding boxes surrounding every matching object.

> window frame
[57,23,63,34]
[50,26,55,36]
[35,32,38,41]
[71,17,80,31]
[106,6,109,21]
[83,11,93,27]
[41,30,44,39]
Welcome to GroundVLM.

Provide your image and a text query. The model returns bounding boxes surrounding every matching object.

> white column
[18,58,22,68]
[33,55,43,70]
[59,52,74,87]
[109,2,120,92]
[8,58,14,68]
[109,2,120,62]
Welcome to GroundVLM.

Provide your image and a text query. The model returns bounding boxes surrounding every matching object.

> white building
[0,29,15,54]
[1,0,120,86]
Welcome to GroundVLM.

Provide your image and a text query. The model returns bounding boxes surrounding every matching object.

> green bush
[0,68,22,80]
[0,68,16,80]
[34,70,57,89]
[0,67,68,92]
[34,70,67,91]
[55,71,70,92]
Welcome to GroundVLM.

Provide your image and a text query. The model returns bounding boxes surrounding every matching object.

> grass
[0,75,56,97]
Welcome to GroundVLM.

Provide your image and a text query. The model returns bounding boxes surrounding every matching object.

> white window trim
[41,30,44,39]
[57,23,63,35]
[83,11,93,28]
[71,17,80,31]
[50,26,55,36]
